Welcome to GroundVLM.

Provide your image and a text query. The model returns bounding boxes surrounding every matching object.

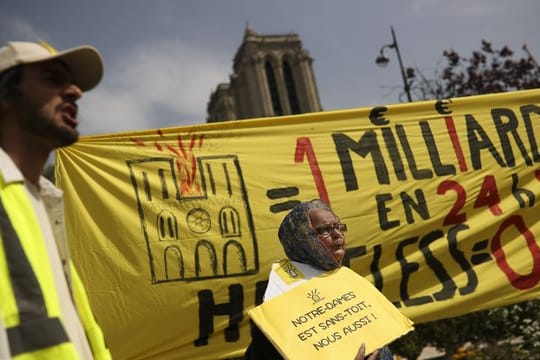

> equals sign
[267,187,300,213]
[470,239,492,265]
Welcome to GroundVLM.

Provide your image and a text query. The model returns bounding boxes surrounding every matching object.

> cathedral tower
[207,24,322,122]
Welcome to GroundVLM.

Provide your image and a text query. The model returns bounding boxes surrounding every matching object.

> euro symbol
[369,106,389,125]
[435,99,452,115]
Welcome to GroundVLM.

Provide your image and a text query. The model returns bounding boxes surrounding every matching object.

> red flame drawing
[131,129,204,196]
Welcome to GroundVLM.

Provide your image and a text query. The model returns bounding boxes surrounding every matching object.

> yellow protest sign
[248,266,414,358]
[55,89,540,359]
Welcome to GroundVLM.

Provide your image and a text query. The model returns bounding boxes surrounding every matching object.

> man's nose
[63,83,82,101]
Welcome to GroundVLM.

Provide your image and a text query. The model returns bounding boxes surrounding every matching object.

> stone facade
[207,24,322,122]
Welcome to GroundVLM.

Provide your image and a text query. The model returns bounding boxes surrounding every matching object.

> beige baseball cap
[0,41,103,91]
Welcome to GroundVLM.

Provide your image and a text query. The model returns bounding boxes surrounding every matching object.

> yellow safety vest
[0,177,110,359]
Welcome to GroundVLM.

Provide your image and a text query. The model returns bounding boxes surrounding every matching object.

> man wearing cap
[0,41,110,359]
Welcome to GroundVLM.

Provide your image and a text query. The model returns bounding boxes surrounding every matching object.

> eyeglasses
[314,223,347,237]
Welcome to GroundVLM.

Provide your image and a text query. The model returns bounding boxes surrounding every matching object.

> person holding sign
[243,199,395,360]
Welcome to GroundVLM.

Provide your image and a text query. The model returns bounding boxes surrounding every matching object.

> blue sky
[2,0,539,135]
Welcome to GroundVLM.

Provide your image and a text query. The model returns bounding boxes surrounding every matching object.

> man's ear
[0,94,9,112]
[0,89,14,111]
[0,91,18,118]
[0,66,23,106]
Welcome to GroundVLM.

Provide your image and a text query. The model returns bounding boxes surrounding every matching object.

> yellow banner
[56,89,540,359]
[248,266,414,358]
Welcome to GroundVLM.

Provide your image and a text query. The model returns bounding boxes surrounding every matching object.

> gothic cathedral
[206,24,322,122]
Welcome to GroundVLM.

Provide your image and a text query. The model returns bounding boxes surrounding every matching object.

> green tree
[391,301,540,359]
[407,40,540,101]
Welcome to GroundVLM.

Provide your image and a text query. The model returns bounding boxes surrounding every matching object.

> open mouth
[60,102,79,126]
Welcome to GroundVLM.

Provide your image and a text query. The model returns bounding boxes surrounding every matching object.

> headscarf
[277,200,341,271]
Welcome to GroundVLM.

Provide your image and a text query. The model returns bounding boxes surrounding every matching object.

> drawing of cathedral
[127,155,259,283]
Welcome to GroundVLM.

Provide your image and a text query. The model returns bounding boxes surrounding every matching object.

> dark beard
[17,98,79,149]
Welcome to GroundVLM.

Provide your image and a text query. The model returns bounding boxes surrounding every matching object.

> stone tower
[207,24,323,122]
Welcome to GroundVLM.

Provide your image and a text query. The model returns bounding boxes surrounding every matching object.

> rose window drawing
[187,208,211,233]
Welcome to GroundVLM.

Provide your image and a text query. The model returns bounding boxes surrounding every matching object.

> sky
[2,0,539,136]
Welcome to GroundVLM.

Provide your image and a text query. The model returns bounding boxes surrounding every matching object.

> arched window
[219,207,241,237]
[265,61,282,116]
[195,240,218,277]
[283,60,300,114]
[223,240,247,275]
[163,245,184,280]
[157,209,178,241]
